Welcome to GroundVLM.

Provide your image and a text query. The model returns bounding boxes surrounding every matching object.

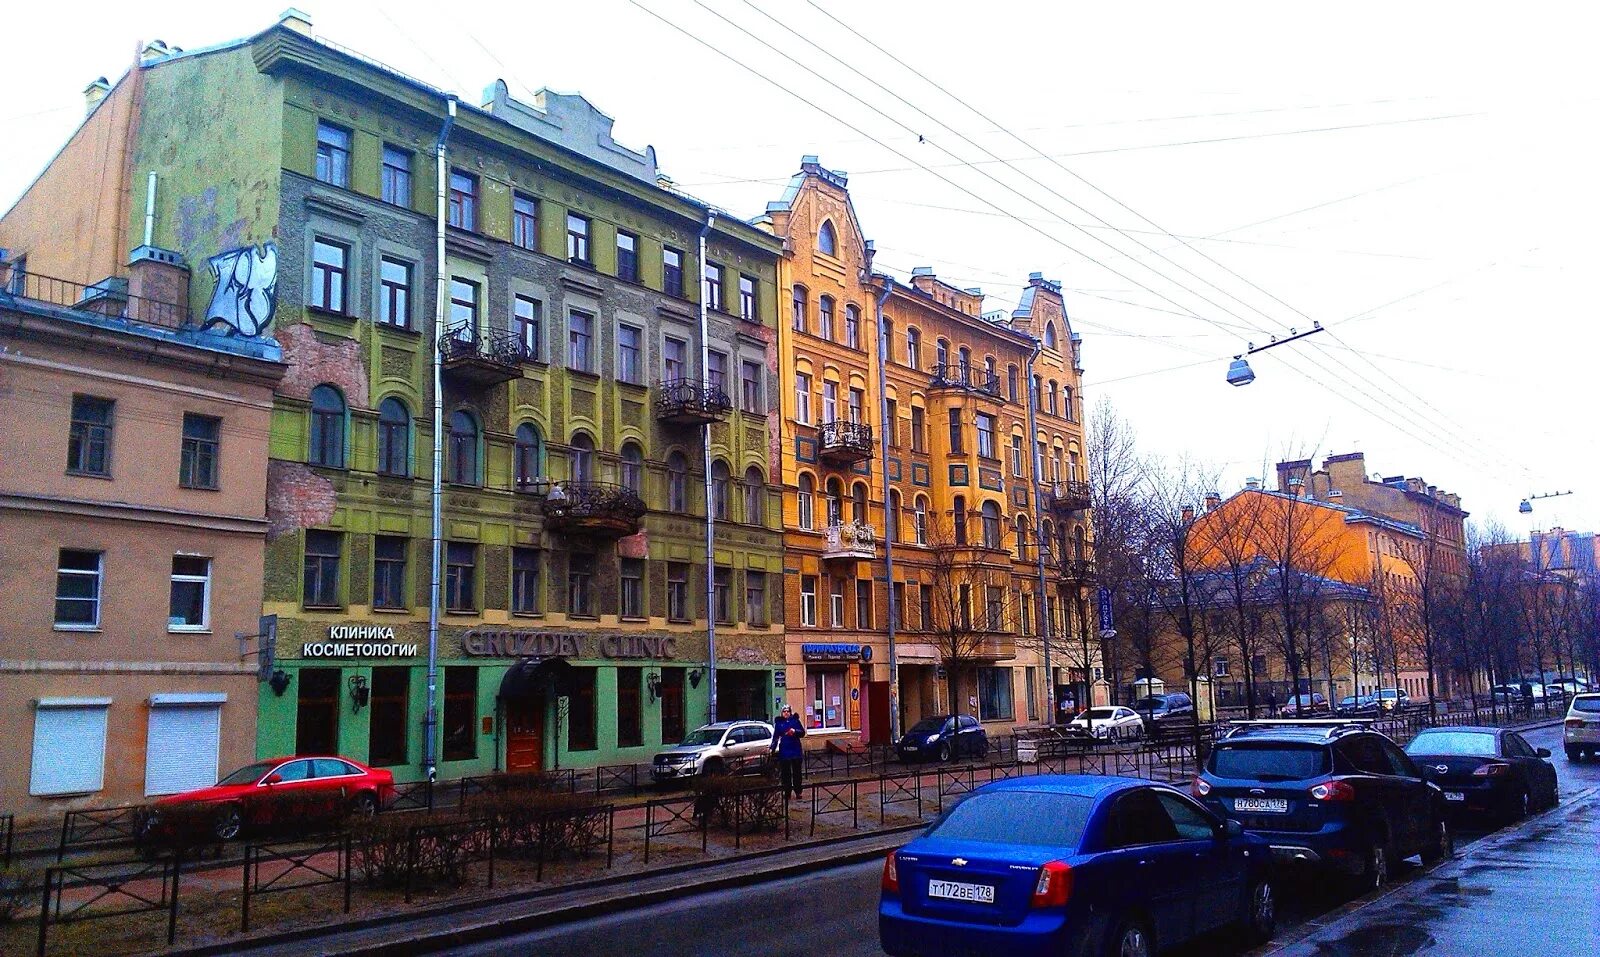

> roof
[1219,723,1367,744]
[1249,488,1425,539]
[977,774,1150,798]
[1166,555,1373,609]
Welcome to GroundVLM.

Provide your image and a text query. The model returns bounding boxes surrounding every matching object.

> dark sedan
[896,714,988,763]
[1405,727,1559,822]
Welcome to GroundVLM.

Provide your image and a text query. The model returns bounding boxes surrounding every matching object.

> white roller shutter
[31,699,111,796]
[144,695,225,796]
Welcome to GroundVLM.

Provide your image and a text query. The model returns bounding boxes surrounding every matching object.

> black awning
[496,657,576,699]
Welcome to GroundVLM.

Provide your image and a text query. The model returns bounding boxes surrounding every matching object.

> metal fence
[36,855,184,956]
[240,833,352,932]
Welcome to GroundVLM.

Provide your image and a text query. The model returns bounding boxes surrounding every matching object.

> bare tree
[1143,458,1218,753]
[1190,489,1274,716]
[1253,486,1346,713]
[921,512,1024,719]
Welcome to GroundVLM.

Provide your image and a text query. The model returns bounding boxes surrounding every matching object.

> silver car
[1564,693,1600,761]
[651,720,776,782]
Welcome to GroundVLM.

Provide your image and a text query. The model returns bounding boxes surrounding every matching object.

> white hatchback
[1564,694,1600,761]
[1068,706,1146,743]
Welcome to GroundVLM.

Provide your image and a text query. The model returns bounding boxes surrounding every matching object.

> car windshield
[1210,744,1330,780]
[217,761,277,786]
[927,791,1093,849]
[1131,698,1166,710]
[679,728,725,747]
[1571,696,1600,714]
[1080,708,1118,720]
[908,718,946,734]
[1407,731,1498,756]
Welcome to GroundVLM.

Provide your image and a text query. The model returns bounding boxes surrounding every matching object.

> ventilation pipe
[424,93,457,784]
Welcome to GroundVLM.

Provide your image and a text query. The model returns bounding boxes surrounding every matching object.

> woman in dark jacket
[771,705,806,800]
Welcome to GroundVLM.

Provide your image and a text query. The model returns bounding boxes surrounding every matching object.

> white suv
[651,721,775,782]
[1564,693,1600,761]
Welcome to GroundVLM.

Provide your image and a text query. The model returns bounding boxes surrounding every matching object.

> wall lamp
[348,674,370,712]
[269,669,292,697]
[646,671,662,703]
[688,668,704,689]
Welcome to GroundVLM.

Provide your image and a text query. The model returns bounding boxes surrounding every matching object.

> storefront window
[616,667,642,748]
[296,668,340,756]
[567,668,597,751]
[368,667,410,766]
[443,667,477,761]
[807,668,847,730]
[977,667,1014,722]
[661,667,687,743]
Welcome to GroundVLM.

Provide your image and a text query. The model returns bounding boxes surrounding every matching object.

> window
[953,495,968,545]
[822,381,838,424]
[303,530,342,608]
[373,536,407,609]
[442,667,477,761]
[620,558,645,619]
[738,274,757,321]
[667,561,690,621]
[848,387,865,424]
[937,339,950,369]
[379,257,412,328]
[310,238,348,313]
[856,579,872,629]
[711,460,732,521]
[1020,592,1033,635]
[662,336,688,382]
[845,304,861,349]
[617,324,643,384]
[1213,657,1231,678]
[910,406,926,452]
[976,412,996,458]
[893,581,906,628]
[795,373,813,424]
[1047,382,1058,416]
[918,582,933,629]
[449,277,479,330]
[743,467,764,524]
[568,553,594,616]
[1007,365,1019,401]
[1064,386,1075,421]
[308,386,345,467]
[514,423,543,489]
[513,193,539,250]
[713,566,733,623]
[851,482,868,523]
[448,410,479,485]
[169,556,211,630]
[792,285,807,333]
[511,547,542,615]
[179,413,220,489]
[1044,321,1058,349]
[741,360,764,413]
[818,295,835,340]
[884,399,898,447]
[662,246,683,296]
[445,542,477,612]
[906,328,921,369]
[566,212,591,263]
[985,584,1005,630]
[825,478,844,526]
[567,668,596,752]
[667,452,689,512]
[746,571,768,626]
[514,295,541,358]
[887,490,901,542]
[67,395,114,476]
[1015,516,1029,560]
[381,146,412,206]
[448,170,477,230]
[55,549,102,627]
[830,577,846,628]
[807,669,845,730]
[616,667,643,749]
[569,433,595,482]
[958,347,971,375]
[978,667,1013,721]
[798,474,816,531]
[800,575,818,626]
[948,409,964,453]
[30,702,109,796]
[1025,666,1039,721]
[368,667,410,767]
[704,262,724,311]
[1009,435,1023,476]
[315,122,350,187]
[982,501,1002,549]
[620,442,644,493]
[818,219,838,255]
[616,232,638,282]
[568,310,594,372]
[914,498,928,545]
[708,350,728,393]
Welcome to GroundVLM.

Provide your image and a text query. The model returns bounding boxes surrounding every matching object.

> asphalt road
[443,722,1587,957]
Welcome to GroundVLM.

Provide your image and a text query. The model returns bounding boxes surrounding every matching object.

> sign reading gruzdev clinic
[463,628,681,661]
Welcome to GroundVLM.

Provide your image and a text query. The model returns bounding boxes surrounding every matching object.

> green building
[38,10,789,781]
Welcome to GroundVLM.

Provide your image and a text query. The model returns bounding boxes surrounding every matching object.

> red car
[152,755,395,841]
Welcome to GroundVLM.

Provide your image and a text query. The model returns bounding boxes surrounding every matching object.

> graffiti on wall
[203,243,278,337]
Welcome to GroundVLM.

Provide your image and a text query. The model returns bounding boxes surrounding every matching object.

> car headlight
[926,733,940,743]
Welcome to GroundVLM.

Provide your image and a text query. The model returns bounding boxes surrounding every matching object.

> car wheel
[702,758,726,777]
[976,737,989,759]
[1107,916,1154,957]
[1242,879,1276,943]
[1567,747,1581,762]
[214,804,243,842]
[937,742,953,763]
[1421,818,1453,866]
[351,792,378,820]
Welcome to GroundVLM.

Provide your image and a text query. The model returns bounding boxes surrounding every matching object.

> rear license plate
[1234,798,1289,813]
[1444,791,1465,802]
[927,879,995,904]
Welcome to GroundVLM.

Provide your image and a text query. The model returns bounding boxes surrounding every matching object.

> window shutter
[31,701,110,795]
[144,696,224,796]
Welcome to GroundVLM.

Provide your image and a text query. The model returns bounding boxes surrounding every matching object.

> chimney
[1287,477,1305,497]
[127,244,190,329]
[1244,477,1261,491]
[1181,505,1195,524]
[83,77,111,115]
[278,7,314,35]
[910,266,938,296]
[1203,492,1221,512]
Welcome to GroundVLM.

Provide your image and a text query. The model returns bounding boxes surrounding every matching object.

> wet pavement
[1260,722,1600,956]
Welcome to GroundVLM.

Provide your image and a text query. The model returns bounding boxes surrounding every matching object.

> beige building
[0,256,284,819]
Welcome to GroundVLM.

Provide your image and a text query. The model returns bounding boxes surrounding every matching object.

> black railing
[654,378,733,423]
[1047,480,1093,512]
[542,481,648,534]
[818,420,873,459]
[930,362,1002,396]
[439,321,531,367]
[1058,557,1096,582]
[1,269,192,330]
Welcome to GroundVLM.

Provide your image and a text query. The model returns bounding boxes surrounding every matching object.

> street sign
[1097,587,1114,632]
[935,665,947,681]
[257,614,278,682]
[773,668,786,689]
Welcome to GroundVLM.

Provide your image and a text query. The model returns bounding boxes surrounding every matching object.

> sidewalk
[1259,783,1600,956]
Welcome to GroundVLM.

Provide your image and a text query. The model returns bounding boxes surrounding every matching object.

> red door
[505,695,543,773]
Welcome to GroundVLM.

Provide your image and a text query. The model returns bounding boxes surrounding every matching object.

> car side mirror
[1223,819,1244,839]
[1536,747,1551,758]
[263,774,283,786]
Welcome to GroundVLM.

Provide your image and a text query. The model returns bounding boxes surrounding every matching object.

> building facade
[2,11,787,784]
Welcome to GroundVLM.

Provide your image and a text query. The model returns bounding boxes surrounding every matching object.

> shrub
[462,790,601,858]
[0,866,41,925]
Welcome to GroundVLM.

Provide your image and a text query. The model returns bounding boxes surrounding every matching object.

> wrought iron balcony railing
[1057,557,1097,583]
[823,521,877,561]
[818,420,873,464]
[439,321,530,385]
[930,362,1002,397]
[1046,480,1093,512]
[540,481,647,538]
[655,378,733,425]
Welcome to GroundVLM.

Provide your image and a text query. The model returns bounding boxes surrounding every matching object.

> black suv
[1132,692,1195,731]
[1193,721,1452,893]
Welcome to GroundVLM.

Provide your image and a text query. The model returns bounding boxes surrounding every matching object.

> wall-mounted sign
[462,629,680,661]
[774,669,787,688]
[801,643,864,662]
[300,624,418,658]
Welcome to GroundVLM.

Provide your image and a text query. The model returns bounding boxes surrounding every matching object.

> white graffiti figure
[204,243,278,337]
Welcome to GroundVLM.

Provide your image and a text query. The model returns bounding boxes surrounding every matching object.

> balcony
[440,322,530,386]
[818,421,873,465]
[930,363,1002,398]
[655,378,733,426]
[541,482,647,538]
[1057,558,1097,583]
[1046,480,1093,513]
[823,521,877,561]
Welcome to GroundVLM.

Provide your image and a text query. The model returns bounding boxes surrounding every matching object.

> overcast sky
[6,1,1596,536]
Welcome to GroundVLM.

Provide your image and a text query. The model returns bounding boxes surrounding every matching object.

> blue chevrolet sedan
[879,776,1276,957]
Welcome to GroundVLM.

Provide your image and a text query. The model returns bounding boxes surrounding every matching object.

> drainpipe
[424,94,457,784]
[1024,342,1058,727]
[143,171,158,247]
[699,210,719,724]
[872,276,901,743]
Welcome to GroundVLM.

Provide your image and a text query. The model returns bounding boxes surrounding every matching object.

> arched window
[825,477,844,527]
[844,304,862,349]
[1047,381,1059,416]
[1073,525,1087,561]
[913,496,929,545]
[887,489,902,543]
[743,466,764,524]
[957,346,971,375]
[569,433,594,483]
[1041,518,1055,557]
[309,385,346,468]
[1063,386,1075,422]
[818,219,837,256]
[953,494,968,546]
[1052,448,1064,483]
[1044,321,1058,349]
[514,423,544,489]
[936,338,949,370]
[711,460,732,520]
[448,410,479,485]
[1069,449,1081,482]
[984,356,996,380]
[792,285,808,333]
[1015,515,1030,560]
[818,295,835,341]
[377,397,410,476]
[850,482,868,524]
[667,451,689,512]
[981,500,1002,549]
[620,441,644,492]
[798,473,816,531]
[906,327,922,370]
